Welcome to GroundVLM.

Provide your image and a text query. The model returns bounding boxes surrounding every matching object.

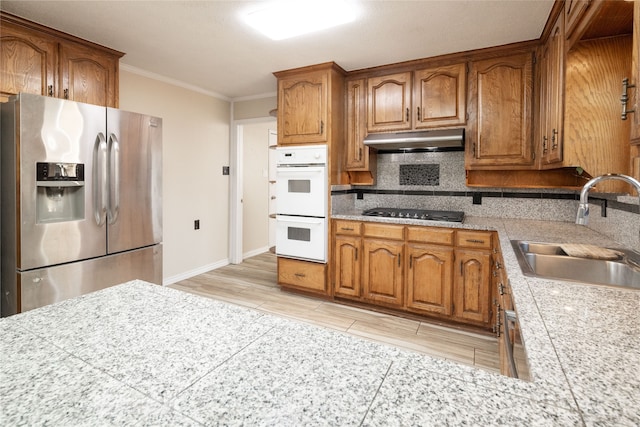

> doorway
[230,118,276,264]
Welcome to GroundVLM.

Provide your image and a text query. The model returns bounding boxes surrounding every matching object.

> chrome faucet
[576,173,640,225]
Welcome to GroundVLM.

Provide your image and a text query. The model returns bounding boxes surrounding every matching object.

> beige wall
[242,121,275,256]
[119,70,231,283]
[233,96,277,120]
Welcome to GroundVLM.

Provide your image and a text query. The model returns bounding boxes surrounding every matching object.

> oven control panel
[276,145,327,166]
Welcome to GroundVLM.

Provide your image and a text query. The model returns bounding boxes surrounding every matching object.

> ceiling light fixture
[245,0,357,41]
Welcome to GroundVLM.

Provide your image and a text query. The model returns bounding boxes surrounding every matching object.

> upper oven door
[276,165,327,217]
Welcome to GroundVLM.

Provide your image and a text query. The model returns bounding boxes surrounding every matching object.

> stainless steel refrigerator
[1,93,162,317]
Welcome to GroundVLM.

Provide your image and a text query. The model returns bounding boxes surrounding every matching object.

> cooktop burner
[362,207,465,223]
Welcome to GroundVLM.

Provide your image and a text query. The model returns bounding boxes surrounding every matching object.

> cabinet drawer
[334,220,361,235]
[277,257,326,292]
[456,230,493,250]
[363,223,404,240]
[406,226,454,245]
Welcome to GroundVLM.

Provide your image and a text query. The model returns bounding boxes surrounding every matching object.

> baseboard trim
[163,259,230,286]
[243,246,271,259]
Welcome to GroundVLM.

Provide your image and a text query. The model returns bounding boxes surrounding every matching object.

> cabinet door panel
[631,2,640,144]
[414,63,466,129]
[345,78,369,170]
[454,250,491,325]
[543,14,565,165]
[367,72,412,132]
[467,52,534,167]
[278,72,328,144]
[362,239,403,306]
[60,41,118,107]
[0,22,56,99]
[406,245,453,315]
[334,235,361,297]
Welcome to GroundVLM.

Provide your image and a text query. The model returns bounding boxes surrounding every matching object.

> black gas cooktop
[362,207,465,223]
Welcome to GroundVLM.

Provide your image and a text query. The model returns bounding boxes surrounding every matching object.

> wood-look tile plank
[169,251,499,372]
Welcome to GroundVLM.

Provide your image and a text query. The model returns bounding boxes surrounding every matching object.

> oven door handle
[276,166,326,175]
[276,215,324,225]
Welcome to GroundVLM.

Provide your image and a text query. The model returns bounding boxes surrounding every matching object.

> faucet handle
[576,203,590,225]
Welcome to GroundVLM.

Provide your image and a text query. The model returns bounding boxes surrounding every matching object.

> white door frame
[229,117,276,264]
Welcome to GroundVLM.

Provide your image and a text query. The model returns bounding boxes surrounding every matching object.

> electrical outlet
[222,166,230,175]
[194,219,200,230]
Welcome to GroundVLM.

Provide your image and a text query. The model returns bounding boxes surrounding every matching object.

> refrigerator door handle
[93,133,108,225]
[107,133,121,225]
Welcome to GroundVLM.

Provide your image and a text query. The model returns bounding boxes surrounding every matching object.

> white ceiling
[1,0,554,101]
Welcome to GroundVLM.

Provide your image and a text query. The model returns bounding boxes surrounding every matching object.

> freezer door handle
[93,133,108,225]
[108,133,121,225]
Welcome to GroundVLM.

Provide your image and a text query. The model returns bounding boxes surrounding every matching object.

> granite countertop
[332,214,640,426]
[1,217,639,425]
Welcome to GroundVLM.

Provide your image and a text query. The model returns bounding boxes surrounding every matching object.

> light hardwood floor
[170,252,500,374]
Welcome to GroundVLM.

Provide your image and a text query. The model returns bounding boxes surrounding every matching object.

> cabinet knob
[406,108,409,122]
[63,89,69,99]
[417,106,421,121]
[47,85,53,96]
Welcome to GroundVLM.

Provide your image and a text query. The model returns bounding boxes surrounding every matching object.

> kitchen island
[1,218,639,425]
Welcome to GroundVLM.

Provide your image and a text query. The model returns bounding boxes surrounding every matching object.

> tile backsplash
[332,151,640,249]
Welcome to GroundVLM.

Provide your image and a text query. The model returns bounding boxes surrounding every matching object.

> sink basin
[511,240,640,290]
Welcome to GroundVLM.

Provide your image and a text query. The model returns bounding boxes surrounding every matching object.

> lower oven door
[276,215,327,263]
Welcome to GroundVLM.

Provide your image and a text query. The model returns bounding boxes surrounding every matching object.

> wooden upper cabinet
[414,63,467,129]
[59,41,119,108]
[277,70,328,144]
[0,12,123,107]
[366,64,467,133]
[0,21,57,100]
[540,11,565,167]
[367,71,412,132]
[630,1,640,145]
[345,78,369,169]
[466,52,534,168]
[565,0,593,40]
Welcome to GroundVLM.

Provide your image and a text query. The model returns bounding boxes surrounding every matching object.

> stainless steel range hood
[363,128,465,152]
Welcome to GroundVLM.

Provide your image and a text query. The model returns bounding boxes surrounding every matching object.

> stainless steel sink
[511,240,640,290]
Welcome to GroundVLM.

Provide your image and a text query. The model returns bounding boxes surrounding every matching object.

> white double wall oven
[275,145,328,263]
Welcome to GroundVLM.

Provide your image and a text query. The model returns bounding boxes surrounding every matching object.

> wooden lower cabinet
[278,257,327,294]
[405,244,453,316]
[334,235,361,297]
[453,249,492,325]
[331,220,495,329]
[362,238,404,307]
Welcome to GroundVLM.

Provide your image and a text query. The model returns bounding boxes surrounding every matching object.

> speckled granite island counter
[1,217,639,426]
